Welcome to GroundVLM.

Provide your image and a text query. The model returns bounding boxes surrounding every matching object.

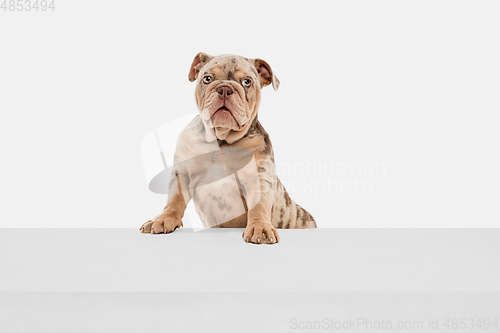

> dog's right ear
[188,52,214,82]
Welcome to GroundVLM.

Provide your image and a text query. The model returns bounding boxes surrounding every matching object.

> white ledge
[1,228,499,292]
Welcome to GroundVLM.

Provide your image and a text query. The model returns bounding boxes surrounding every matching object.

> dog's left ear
[254,59,280,91]
[188,52,214,82]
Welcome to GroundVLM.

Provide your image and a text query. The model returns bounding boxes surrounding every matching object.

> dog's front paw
[242,222,280,244]
[140,215,183,234]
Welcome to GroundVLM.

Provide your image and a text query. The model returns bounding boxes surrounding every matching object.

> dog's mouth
[212,105,232,117]
[216,106,230,113]
[210,104,241,127]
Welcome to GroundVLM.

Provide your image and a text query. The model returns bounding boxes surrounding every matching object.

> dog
[140,53,316,244]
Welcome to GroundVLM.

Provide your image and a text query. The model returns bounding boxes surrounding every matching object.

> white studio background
[0,0,499,228]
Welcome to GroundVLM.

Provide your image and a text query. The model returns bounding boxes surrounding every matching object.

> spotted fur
[140,53,316,244]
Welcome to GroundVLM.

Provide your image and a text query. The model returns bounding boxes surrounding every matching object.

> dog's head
[188,53,279,143]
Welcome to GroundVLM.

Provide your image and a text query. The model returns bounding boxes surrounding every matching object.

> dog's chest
[175,118,253,227]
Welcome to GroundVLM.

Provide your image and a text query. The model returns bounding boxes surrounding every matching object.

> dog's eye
[202,76,212,84]
[242,79,251,87]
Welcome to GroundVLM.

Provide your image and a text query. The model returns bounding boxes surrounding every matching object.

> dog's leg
[269,179,317,229]
[140,169,191,234]
[242,193,280,244]
[241,155,280,244]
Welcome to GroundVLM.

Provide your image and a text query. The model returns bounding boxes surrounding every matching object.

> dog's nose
[217,86,233,97]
